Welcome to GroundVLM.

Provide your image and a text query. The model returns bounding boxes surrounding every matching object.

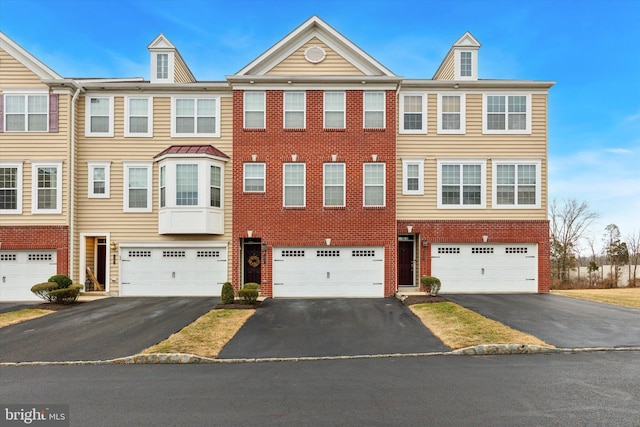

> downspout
[69,83,82,282]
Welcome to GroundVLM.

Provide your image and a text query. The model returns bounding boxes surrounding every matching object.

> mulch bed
[215,301,262,309]
[401,295,447,306]
[31,302,86,311]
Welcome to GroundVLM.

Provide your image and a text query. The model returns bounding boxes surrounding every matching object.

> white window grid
[4,94,48,132]
[363,92,385,129]
[399,93,426,134]
[284,92,306,129]
[0,162,23,214]
[283,163,306,207]
[172,97,219,137]
[324,92,345,129]
[363,163,385,207]
[323,163,345,207]
[86,96,114,136]
[244,92,265,129]
[243,163,266,192]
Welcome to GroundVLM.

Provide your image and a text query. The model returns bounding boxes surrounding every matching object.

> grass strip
[410,302,552,350]
[142,309,254,358]
[0,309,53,328]
[552,288,640,309]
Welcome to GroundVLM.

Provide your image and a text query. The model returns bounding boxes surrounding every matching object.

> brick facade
[0,226,69,275]
[232,90,398,296]
[397,220,551,293]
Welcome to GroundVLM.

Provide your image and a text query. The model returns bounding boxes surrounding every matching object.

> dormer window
[460,52,472,77]
[151,51,174,83]
[455,49,477,80]
[157,53,169,80]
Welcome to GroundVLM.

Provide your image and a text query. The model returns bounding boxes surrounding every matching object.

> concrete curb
[2,345,639,366]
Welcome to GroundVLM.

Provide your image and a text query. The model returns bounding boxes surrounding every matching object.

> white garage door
[272,246,384,298]
[0,251,57,301]
[120,246,227,296]
[431,244,538,293]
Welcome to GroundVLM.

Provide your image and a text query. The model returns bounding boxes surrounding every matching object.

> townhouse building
[0,16,553,301]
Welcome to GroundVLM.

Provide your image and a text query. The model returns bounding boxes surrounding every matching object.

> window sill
[363,206,386,209]
[364,128,386,132]
[243,128,266,132]
[323,206,346,210]
[284,128,306,132]
[323,128,346,132]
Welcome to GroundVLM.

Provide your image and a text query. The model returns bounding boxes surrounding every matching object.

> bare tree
[549,199,599,284]
[627,230,640,287]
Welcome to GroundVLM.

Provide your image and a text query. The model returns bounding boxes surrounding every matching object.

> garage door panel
[273,247,384,298]
[120,246,226,296]
[0,251,57,301]
[432,244,537,293]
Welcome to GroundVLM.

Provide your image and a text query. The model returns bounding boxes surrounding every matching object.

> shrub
[420,276,441,296]
[238,288,258,304]
[221,282,235,304]
[243,282,260,291]
[48,284,83,304]
[48,274,73,290]
[31,282,59,303]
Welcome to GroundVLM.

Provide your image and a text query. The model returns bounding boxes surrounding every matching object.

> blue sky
[1,0,639,249]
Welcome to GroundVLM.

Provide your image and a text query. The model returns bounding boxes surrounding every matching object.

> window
[157,53,168,80]
[124,163,152,212]
[284,92,305,129]
[125,97,152,137]
[483,94,531,134]
[32,161,62,214]
[402,159,424,195]
[210,165,221,208]
[493,160,541,208]
[4,94,48,132]
[363,163,385,207]
[400,93,426,134]
[437,160,486,208]
[324,92,345,129]
[172,97,219,137]
[244,92,265,129]
[438,94,465,134]
[85,96,113,136]
[176,164,198,206]
[323,163,345,207]
[88,162,110,198]
[460,52,472,77]
[0,162,22,214]
[283,163,305,207]
[364,92,385,129]
[160,165,166,208]
[243,163,265,192]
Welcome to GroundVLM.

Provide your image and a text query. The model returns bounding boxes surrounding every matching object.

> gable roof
[235,15,395,77]
[147,33,196,83]
[0,31,62,80]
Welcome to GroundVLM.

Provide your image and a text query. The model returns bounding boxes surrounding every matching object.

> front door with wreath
[243,242,262,284]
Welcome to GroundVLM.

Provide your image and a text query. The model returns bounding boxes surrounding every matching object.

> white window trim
[482,93,532,135]
[31,161,63,214]
[0,161,23,214]
[402,158,424,195]
[492,159,542,209]
[323,163,346,207]
[124,96,153,137]
[283,91,306,129]
[399,93,427,134]
[3,91,49,132]
[363,162,386,207]
[87,161,111,199]
[363,92,386,129]
[123,162,152,213]
[283,163,306,208]
[85,96,114,137]
[243,163,266,193]
[437,159,486,209]
[455,50,477,80]
[171,96,220,138]
[243,92,266,130]
[323,91,346,129]
[157,159,225,209]
[210,164,223,208]
[151,51,174,84]
[437,93,466,134]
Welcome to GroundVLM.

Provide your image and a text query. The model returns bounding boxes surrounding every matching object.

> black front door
[243,242,262,285]
[398,240,414,286]
[96,240,107,286]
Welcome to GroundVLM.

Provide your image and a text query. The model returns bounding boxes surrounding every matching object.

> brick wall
[232,89,398,296]
[0,226,69,275]
[397,220,551,293]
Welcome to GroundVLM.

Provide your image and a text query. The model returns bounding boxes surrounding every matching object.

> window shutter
[0,95,4,132]
[49,94,59,133]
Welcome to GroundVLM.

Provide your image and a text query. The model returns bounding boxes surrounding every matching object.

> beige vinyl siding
[74,94,233,289]
[174,57,195,83]
[433,51,455,80]
[0,48,44,87]
[1,92,71,224]
[268,37,364,76]
[397,92,548,220]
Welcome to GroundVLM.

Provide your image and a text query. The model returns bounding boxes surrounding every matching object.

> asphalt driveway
[0,297,219,363]
[218,298,449,359]
[445,294,640,348]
